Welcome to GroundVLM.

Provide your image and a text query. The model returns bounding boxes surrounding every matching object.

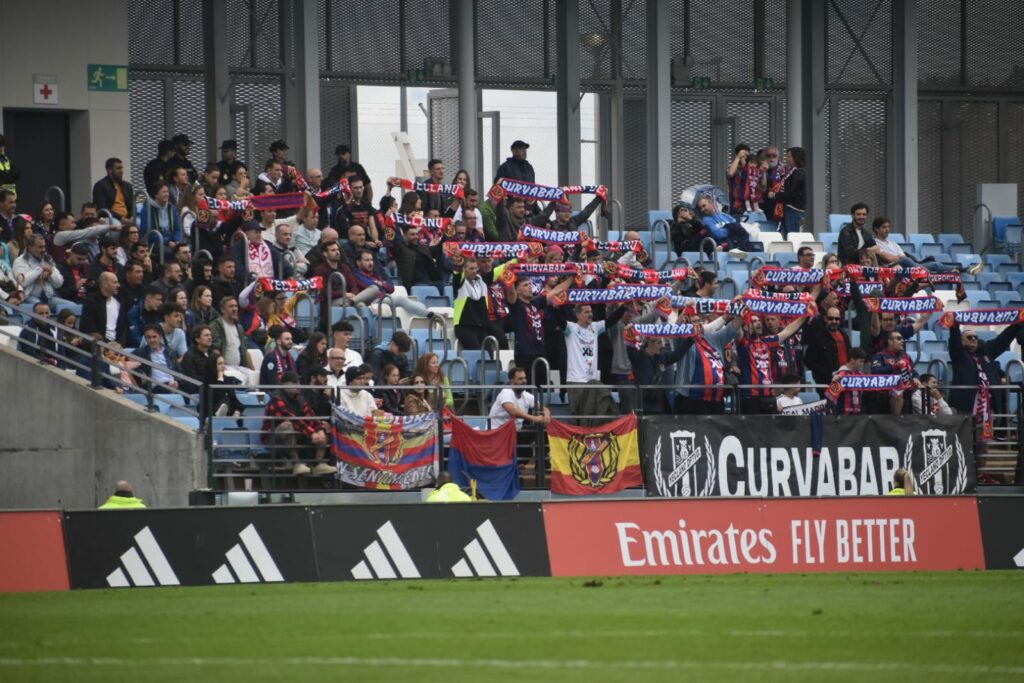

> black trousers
[675,395,726,415]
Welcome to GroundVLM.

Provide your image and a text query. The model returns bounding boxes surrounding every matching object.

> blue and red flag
[447,412,520,501]
[331,408,438,490]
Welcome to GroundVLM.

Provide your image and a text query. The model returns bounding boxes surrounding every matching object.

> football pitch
[1,572,1022,682]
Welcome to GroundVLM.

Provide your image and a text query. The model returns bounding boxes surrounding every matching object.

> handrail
[375,294,399,347]
[98,208,114,222]
[1005,358,1024,384]
[43,186,66,213]
[926,358,947,383]
[428,313,448,364]
[290,291,317,336]
[445,355,471,412]
[143,229,166,266]
[0,301,198,416]
[699,237,719,272]
[529,356,551,392]
[279,249,297,280]
[609,198,623,234]
[650,218,671,270]
[746,255,765,278]
[480,334,501,361]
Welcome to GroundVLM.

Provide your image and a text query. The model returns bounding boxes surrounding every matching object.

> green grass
[1,572,1023,682]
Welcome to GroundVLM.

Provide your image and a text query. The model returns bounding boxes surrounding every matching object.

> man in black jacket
[80,272,122,344]
[949,321,1024,442]
[92,158,134,221]
[627,336,686,415]
[837,203,880,265]
[143,140,175,197]
[325,144,372,198]
[803,306,851,393]
[167,134,198,184]
[494,140,535,183]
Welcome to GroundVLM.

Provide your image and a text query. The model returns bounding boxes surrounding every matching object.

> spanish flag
[548,413,642,495]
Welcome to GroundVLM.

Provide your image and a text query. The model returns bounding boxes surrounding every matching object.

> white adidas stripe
[451,520,520,578]
[104,527,180,588]
[211,524,285,584]
[350,522,421,579]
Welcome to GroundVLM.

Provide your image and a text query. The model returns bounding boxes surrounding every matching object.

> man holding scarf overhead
[671,300,745,415]
[948,318,1024,450]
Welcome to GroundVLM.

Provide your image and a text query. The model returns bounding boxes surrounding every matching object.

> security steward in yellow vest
[0,133,17,196]
[99,480,147,509]
[427,473,473,502]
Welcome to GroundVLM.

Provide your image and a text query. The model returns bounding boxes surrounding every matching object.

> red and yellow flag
[548,413,642,495]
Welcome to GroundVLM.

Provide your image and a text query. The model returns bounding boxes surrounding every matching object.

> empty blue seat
[819,232,839,244]
[997,262,1022,275]
[909,233,936,251]
[949,243,974,259]
[956,254,983,269]
[1006,272,1024,290]
[994,291,1023,307]
[937,234,965,251]
[607,230,622,242]
[977,272,1005,288]
[919,243,945,260]
[889,232,906,243]
[411,284,441,300]
[986,254,1012,269]
[977,299,1000,309]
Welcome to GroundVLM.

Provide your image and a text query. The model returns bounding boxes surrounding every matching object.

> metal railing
[0,301,200,419]
[44,185,66,213]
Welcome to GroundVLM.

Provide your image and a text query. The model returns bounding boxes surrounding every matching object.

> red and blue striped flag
[447,413,520,501]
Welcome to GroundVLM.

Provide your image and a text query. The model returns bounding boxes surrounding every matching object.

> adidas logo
[351,521,421,579]
[451,519,520,578]
[106,527,180,588]
[211,524,284,584]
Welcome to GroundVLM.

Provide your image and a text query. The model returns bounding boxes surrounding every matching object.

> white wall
[0,0,131,210]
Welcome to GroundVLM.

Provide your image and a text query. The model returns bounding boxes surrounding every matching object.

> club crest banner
[331,408,439,490]
[642,415,975,498]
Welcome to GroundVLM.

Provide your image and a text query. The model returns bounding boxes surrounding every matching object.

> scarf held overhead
[496,178,605,202]
[204,179,350,212]
[258,277,323,292]
[863,296,943,314]
[388,177,465,199]
[940,308,1024,328]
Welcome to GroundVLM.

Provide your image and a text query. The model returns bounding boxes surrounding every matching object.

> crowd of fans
[0,132,1021,482]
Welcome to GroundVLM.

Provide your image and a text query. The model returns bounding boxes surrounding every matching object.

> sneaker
[728,248,748,260]
[312,462,338,476]
[215,403,230,417]
[292,463,311,476]
[966,261,985,276]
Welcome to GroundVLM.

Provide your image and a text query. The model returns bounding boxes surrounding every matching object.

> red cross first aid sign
[33,75,59,105]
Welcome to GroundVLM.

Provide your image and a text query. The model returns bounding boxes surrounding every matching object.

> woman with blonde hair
[412,352,453,409]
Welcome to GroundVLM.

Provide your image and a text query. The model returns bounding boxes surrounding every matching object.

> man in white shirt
[331,320,363,368]
[911,373,953,416]
[488,367,551,429]
[564,303,627,420]
[335,364,379,417]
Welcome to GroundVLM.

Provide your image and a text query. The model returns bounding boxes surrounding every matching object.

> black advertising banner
[309,503,550,581]
[977,496,1024,570]
[642,415,975,498]
[64,507,318,589]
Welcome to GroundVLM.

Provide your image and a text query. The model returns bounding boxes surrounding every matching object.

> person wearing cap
[494,140,535,184]
[167,133,198,184]
[262,370,336,476]
[335,364,379,417]
[217,140,246,188]
[325,144,372,199]
[98,481,146,510]
[52,241,92,308]
[143,140,175,197]
[92,157,135,221]
[233,220,281,283]
[266,139,294,171]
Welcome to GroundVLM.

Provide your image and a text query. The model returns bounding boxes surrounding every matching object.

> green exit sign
[88,64,129,92]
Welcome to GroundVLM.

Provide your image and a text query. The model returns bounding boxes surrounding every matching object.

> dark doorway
[1,109,71,214]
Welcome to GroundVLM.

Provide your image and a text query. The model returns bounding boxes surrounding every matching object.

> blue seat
[949,244,974,259]
[977,299,1000,309]
[889,232,906,243]
[648,210,672,231]
[1006,273,1024,290]
[963,291,987,308]
[976,330,997,342]
[166,405,197,419]
[211,424,249,462]
[997,263,1022,275]
[156,393,187,408]
[775,252,797,267]
[172,415,201,430]
[54,302,82,316]
[458,350,482,380]
[607,230,622,242]
[994,291,1023,307]
[728,272,749,291]
[237,392,264,407]
[412,284,441,300]
[956,254,983,269]
[986,254,1012,269]
[828,214,852,231]
[923,339,948,354]
[909,234,936,251]
[937,234,965,251]
[919,243,945,260]
[819,232,839,245]
[424,294,452,308]
[996,350,1021,371]
[446,359,470,387]
[977,272,1005,288]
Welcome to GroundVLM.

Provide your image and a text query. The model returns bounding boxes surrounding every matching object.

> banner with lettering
[641,414,975,498]
[331,408,439,490]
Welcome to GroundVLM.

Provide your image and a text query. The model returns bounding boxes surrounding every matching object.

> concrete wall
[0,0,131,209]
[0,344,205,510]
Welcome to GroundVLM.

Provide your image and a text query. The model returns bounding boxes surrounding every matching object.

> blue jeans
[897,256,957,274]
[781,206,804,238]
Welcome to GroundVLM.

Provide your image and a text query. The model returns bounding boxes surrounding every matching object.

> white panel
[106,568,130,588]
[120,548,154,587]
[363,541,397,579]
[239,524,284,582]
[451,558,474,578]
[351,560,374,580]
[225,544,260,583]
[376,522,420,578]
[463,539,497,577]
[211,564,235,584]
[134,527,180,586]
[476,520,520,576]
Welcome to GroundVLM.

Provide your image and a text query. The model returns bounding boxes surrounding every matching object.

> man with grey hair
[14,234,63,303]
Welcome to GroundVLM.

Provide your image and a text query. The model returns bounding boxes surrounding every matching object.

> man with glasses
[796,246,816,270]
[803,306,851,395]
[871,330,918,415]
[949,321,1024,451]
[871,310,931,352]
